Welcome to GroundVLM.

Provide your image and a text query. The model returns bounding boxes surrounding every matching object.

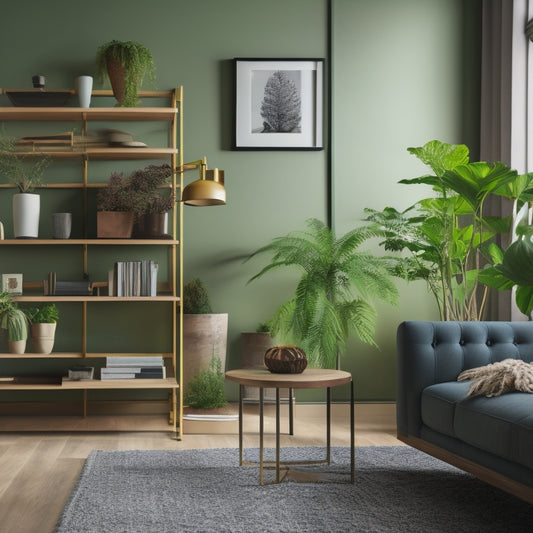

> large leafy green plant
[364,140,529,321]
[246,218,398,369]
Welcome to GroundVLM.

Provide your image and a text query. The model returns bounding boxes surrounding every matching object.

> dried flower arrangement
[96,164,175,217]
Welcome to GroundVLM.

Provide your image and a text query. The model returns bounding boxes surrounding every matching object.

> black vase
[133,213,168,239]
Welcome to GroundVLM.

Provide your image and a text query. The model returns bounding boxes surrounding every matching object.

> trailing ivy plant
[246,218,399,369]
[96,40,156,107]
[364,139,533,321]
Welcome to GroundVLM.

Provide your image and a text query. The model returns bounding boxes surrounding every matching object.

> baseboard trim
[397,431,533,505]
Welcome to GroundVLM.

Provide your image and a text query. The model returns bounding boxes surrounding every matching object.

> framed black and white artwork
[234,58,324,150]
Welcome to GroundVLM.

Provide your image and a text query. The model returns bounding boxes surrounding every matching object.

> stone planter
[182,313,228,396]
[97,211,134,238]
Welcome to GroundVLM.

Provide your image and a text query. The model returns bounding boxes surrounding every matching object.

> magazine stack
[100,356,166,380]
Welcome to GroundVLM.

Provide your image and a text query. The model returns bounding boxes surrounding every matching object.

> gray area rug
[55,446,533,533]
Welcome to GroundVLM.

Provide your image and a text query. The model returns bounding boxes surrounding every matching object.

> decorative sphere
[264,345,308,374]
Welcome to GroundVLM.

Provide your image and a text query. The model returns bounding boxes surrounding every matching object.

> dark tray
[4,89,72,107]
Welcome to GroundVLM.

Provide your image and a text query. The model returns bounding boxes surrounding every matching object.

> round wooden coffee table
[225,368,354,485]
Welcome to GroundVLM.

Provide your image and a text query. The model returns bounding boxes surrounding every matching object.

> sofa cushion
[454,392,533,468]
[421,381,470,437]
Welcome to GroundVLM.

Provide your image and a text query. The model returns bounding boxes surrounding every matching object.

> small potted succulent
[96,40,156,107]
[25,303,59,354]
[0,290,29,354]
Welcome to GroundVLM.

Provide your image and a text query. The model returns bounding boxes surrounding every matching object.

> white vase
[13,193,40,239]
[76,75,93,108]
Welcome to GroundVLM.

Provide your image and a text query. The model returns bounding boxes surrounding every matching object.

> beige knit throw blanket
[457,358,533,397]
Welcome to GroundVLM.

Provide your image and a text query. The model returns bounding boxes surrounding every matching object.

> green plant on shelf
[0,290,29,342]
[0,135,50,193]
[24,303,59,324]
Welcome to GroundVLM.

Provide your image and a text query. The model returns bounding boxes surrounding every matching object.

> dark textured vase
[133,213,168,238]
[264,345,308,374]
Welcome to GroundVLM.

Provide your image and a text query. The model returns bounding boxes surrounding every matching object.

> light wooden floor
[0,403,401,533]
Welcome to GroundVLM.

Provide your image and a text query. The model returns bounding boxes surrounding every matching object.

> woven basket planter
[264,345,308,374]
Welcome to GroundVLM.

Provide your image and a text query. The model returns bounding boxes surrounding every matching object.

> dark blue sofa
[397,320,533,504]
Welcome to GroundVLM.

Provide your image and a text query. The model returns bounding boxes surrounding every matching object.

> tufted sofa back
[396,321,533,436]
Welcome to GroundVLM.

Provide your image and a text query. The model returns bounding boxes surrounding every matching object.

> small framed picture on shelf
[233,58,324,150]
[2,273,23,295]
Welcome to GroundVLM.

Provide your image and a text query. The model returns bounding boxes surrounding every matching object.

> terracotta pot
[106,58,127,105]
[97,211,134,238]
[133,213,168,238]
[31,323,56,354]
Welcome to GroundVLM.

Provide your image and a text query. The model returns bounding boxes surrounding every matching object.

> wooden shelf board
[0,352,174,359]
[0,182,179,190]
[0,238,179,245]
[0,107,178,121]
[4,147,177,160]
[12,295,179,302]
[0,377,178,390]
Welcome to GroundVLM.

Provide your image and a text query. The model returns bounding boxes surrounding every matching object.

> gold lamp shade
[179,158,226,206]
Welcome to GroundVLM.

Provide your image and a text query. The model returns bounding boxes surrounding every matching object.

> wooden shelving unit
[0,87,184,438]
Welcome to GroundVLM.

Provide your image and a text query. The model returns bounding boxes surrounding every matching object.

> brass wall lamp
[177,157,226,206]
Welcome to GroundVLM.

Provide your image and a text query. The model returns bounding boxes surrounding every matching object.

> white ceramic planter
[13,193,40,238]
[7,339,26,355]
[31,323,56,354]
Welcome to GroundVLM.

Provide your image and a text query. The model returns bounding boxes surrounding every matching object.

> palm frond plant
[364,139,529,321]
[246,218,399,369]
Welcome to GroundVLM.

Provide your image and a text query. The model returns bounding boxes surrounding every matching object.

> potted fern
[0,135,50,238]
[25,303,59,354]
[246,218,399,369]
[96,40,156,107]
[0,290,29,354]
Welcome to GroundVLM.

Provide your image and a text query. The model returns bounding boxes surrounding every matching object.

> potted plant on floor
[0,135,50,238]
[363,139,531,321]
[25,303,59,354]
[183,352,227,412]
[96,40,156,107]
[182,278,228,401]
[0,290,29,354]
[246,218,399,369]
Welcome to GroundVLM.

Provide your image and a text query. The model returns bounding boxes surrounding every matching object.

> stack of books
[100,356,166,380]
[110,260,158,297]
[44,272,92,296]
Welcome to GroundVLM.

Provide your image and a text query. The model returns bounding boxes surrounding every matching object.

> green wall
[0,0,481,403]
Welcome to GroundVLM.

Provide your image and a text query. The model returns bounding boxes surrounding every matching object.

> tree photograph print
[234,59,323,150]
[254,70,302,134]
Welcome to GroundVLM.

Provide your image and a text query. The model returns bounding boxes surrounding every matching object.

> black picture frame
[233,58,324,151]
